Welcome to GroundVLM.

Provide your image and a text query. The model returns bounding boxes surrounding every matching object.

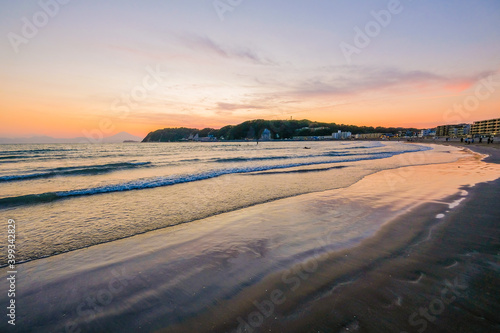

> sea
[0,140,435,266]
[6,140,500,333]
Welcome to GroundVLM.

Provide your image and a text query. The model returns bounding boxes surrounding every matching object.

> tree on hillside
[142,119,423,142]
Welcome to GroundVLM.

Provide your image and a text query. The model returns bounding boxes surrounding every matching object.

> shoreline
[162,147,500,333]
[257,178,500,333]
[1,145,499,332]
[427,140,500,164]
[0,142,450,266]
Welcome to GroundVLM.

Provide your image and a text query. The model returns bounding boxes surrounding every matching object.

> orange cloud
[444,80,474,92]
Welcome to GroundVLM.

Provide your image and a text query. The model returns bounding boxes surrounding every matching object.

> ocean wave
[0,150,423,208]
[0,148,78,155]
[323,150,394,157]
[247,165,348,175]
[212,155,304,163]
[0,161,152,182]
[0,153,138,162]
[0,192,59,207]
[0,155,24,160]
[211,147,422,163]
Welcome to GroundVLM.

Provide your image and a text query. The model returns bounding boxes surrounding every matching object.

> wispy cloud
[216,102,265,111]
[199,67,498,118]
[181,34,276,65]
[284,66,496,98]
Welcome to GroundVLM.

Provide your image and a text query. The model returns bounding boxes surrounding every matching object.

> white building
[332,130,352,139]
[418,129,436,137]
[260,128,271,141]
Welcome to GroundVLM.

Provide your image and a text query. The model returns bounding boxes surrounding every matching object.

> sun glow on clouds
[1,0,500,138]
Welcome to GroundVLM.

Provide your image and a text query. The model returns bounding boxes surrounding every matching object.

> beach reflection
[2,145,500,332]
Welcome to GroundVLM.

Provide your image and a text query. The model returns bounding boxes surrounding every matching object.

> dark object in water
[304,147,311,149]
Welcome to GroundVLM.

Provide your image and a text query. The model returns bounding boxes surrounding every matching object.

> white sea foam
[449,198,466,209]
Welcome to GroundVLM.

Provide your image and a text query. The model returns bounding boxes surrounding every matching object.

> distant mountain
[0,132,143,144]
[102,132,143,143]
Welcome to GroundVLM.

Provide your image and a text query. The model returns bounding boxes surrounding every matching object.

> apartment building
[470,118,500,136]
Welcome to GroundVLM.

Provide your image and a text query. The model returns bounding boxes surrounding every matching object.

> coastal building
[470,118,499,137]
[292,135,332,140]
[436,124,470,137]
[260,128,271,141]
[356,133,384,139]
[397,130,418,138]
[418,128,436,137]
[332,130,352,139]
[199,136,216,142]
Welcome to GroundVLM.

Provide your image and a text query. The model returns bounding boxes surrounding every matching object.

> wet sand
[163,146,500,333]
[1,145,499,332]
[431,140,500,163]
[249,178,500,333]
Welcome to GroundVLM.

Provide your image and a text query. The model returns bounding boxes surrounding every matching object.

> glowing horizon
[1,0,499,139]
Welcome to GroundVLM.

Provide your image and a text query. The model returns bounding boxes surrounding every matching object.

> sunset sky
[1,0,499,139]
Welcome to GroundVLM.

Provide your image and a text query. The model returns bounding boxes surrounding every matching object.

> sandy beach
[1,143,499,333]
[163,144,500,333]
[3,1,499,332]
[432,139,500,163]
